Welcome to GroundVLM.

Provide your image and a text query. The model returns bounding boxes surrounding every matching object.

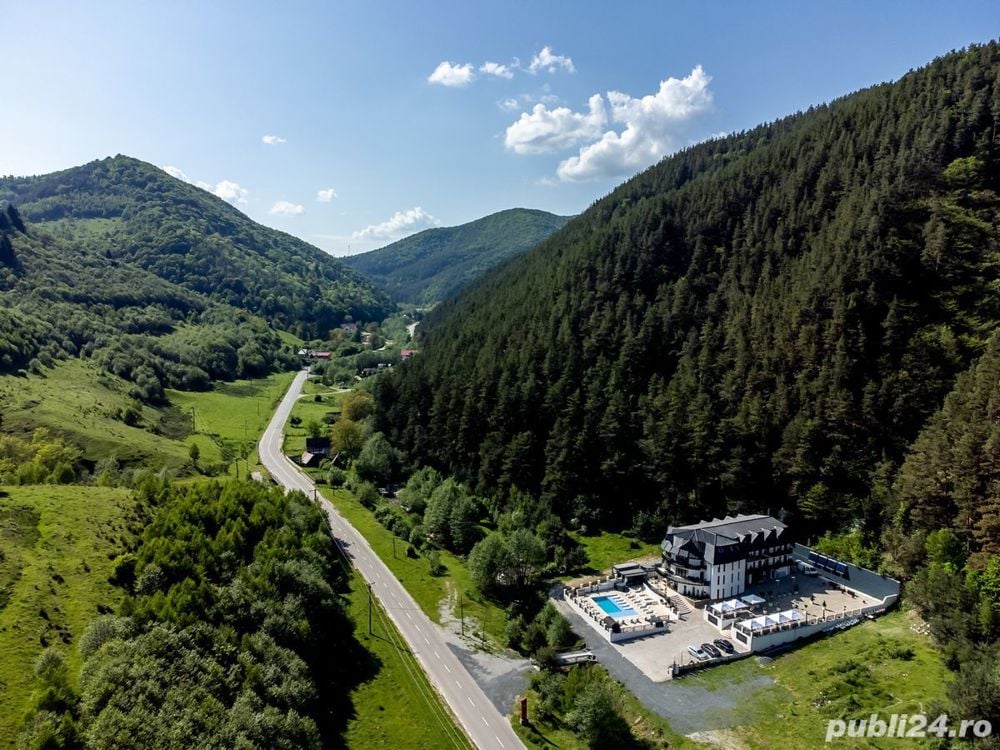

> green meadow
[342,568,473,750]
[0,360,188,469]
[0,485,138,748]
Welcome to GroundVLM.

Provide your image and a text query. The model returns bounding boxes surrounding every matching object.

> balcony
[663,567,707,585]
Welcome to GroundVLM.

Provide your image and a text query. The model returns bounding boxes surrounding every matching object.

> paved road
[259,370,523,750]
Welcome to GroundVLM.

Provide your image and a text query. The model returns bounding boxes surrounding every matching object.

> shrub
[427,550,446,577]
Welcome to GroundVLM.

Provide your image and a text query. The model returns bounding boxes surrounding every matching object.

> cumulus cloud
[503,66,713,182]
[352,207,439,241]
[428,61,475,87]
[213,180,249,206]
[270,200,304,216]
[261,134,286,145]
[162,165,190,182]
[480,61,514,79]
[504,94,606,154]
[557,66,712,181]
[527,46,575,74]
[317,187,337,202]
[160,165,249,206]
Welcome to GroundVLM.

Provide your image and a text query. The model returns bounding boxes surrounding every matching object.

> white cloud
[213,180,249,206]
[161,165,190,182]
[159,165,249,206]
[428,61,474,87]
[352,207,439,241]
[527,46,575,74]
[504,94,606,154]
[557,66,712,181]
[316,187,338,202]
[480,61,514,79]
[498,91,562,112]
[270,200,304,216]
[502,66,713,182]
[262,134,286,145]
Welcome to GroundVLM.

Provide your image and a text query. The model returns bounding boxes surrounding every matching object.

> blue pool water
[593,595,637,618]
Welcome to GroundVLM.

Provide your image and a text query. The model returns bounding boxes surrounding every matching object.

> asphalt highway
[259,370,524,750]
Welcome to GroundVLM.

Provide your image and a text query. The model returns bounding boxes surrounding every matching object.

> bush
[354,481,380,509]
[505,614,526,650]
[427,550,446,577]
[326,467,347,487]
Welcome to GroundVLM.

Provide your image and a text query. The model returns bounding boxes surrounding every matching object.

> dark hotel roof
[662,514,788,565]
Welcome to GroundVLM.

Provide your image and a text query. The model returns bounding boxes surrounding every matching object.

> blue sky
[4,2,997,255]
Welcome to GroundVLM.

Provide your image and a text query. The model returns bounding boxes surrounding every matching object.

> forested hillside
[342,208,571,304]
[0,206,294,401]
[0,156,392,338]
[375,44,1000,548]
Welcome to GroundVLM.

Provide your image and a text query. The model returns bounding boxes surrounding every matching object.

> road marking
[456,680,462,689]
[481,716,488,725]
[467,696,475,706]
[496,735,504,747]
[405,611,413,621]
[424,636,430,645]
[444,664,451,673]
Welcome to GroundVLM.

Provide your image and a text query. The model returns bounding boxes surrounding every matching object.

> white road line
[444,664,451,673]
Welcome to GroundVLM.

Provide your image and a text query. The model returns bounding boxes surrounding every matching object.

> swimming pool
[592,595,638,618]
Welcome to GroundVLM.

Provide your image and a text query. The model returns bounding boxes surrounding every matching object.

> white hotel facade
[660,514,793,600]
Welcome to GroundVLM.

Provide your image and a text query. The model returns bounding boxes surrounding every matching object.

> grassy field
[0,360,189,469]
[0,485,138,749]
[285,385,344,456]
[676,609,950,748]
[319,487,510,647]
[570,530,661,575]
[166,370,296,477]
[342,568,473,750]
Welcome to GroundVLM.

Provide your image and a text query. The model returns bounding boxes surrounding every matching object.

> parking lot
[613,607,743,680]
[558,570,882,681]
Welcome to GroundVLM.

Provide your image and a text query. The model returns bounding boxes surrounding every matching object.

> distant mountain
[342,208,572,304]
[0,203,294,401]
[0,155,393,338]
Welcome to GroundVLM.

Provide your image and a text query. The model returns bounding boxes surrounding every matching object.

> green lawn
[343,569,473,750]
[677,609,950,748]
[570,530,661,575]
[319,488,510,647]
[0,485,138,749]
[0,360,189,469]
[167,370,295,477]
[285,389,343,457]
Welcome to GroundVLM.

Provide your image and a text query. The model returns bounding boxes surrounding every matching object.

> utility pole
[368,583,373,635]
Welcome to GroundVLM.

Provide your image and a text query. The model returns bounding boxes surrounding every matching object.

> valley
[0,19,997,750]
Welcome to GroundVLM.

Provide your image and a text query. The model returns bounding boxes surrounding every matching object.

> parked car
[713,638,735,655]
[701,642,722,658]
[688,645,709,661]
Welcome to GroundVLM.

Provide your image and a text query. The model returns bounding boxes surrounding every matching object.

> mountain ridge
[0,155,393,338]
[374,42,1000,544]
[342,207,571,304]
